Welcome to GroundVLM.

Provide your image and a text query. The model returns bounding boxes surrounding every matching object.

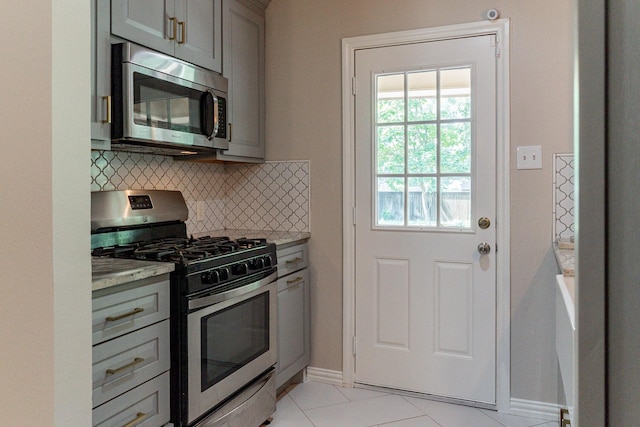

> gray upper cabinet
[91,0,112,149]
[111,0,222,72]
[216,0,266,162]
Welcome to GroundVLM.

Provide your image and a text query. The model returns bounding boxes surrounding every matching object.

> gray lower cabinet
[92,275,171,427]
[276,243,310,388]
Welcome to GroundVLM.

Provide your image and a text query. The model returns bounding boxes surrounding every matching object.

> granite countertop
[193,229,311,249]
[92,257,175,291]
[92,230,310,292]
[553,238,575,277]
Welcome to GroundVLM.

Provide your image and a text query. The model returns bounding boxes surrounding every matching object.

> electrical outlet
[516,145,543,170]
[196,201,206,222]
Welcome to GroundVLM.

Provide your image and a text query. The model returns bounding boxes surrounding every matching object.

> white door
[354,35,497,404]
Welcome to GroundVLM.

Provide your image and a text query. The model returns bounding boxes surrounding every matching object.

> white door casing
[342,20,511,411]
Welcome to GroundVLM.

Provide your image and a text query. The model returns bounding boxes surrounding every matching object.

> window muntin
[375,67,472,229]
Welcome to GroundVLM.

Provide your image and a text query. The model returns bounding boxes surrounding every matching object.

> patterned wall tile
[225,161,310,232]
[91,151,226,234]
[91,151,310,234]
[553,154,575,241]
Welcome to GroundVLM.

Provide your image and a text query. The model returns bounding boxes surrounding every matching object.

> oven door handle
[188,271,278,311]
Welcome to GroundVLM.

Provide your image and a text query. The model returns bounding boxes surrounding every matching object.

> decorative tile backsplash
[91,150,309,234]
[226,162,310,232]
[553,153,574,241]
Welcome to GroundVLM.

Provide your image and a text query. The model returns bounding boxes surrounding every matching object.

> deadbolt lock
[478,217,491,229]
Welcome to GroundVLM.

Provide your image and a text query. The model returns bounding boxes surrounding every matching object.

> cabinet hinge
[352,336,357,355]
[352,206,357,225]
[352,76,356,96]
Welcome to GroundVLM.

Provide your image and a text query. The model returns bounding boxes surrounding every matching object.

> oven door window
[133,72,204,135]
[200,293,270,391]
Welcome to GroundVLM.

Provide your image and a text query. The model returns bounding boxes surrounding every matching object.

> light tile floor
[266,382,559,427]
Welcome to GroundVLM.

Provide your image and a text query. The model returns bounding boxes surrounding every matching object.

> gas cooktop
[92,236,269,265]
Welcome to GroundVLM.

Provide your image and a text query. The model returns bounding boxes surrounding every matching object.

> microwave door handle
[212,92,219,137]
[200,90,218,139]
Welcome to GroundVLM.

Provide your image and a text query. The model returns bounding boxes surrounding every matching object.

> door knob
[477,242,491,255]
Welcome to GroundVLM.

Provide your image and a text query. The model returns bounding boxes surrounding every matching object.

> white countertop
[193,229,310,248]
[553,241,575,277]
[92,257,175,291]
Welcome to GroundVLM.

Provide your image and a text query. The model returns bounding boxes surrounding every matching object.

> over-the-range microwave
[111,42,228,156]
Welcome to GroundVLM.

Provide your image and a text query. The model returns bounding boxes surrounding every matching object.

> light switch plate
[196,200,206,222]
[516,145,543,169]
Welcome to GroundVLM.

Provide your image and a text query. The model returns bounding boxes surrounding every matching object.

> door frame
[341,19,511,411]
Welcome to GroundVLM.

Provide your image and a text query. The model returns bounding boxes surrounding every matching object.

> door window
[375,67,472,229]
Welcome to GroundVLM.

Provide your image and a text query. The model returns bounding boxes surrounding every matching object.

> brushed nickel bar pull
[286,277,303,285]
[168,17,177,40]
[178,21,186,44]
[285,257,303,264]
[102,96,111,124]
[106,357,145,376]
[106,307,144,322]
[121,412,147,427]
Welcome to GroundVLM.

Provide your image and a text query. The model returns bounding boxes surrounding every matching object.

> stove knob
[232,262,248,275]
[263,255,273,267]
[201,272,213,284]
[202,271,221,285]
[254,257,265,269]
[218,268,230,281]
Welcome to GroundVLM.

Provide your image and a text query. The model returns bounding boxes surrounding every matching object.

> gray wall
[0,1,92,425]
[576,0,606,424]
[607,0,640,424]
[265,0,574,405]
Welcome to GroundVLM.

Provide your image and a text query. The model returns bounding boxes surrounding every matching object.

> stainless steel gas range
[91,190,277,427]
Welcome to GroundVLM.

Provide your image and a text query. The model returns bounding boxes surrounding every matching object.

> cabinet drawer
[93,277,170,345]
[277,243,308,277]
[93,371,170,427]
[93,320,170,408]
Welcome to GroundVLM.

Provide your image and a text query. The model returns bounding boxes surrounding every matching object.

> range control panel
[128,195,153,210]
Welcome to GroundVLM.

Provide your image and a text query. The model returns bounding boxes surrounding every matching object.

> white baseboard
[508,397,562,421]
[305,366,344,386]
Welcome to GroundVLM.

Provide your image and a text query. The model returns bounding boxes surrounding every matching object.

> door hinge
[491,35,501,58]
[352,336,357,355]
[353,206,357,225]
[352,76,356,95]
